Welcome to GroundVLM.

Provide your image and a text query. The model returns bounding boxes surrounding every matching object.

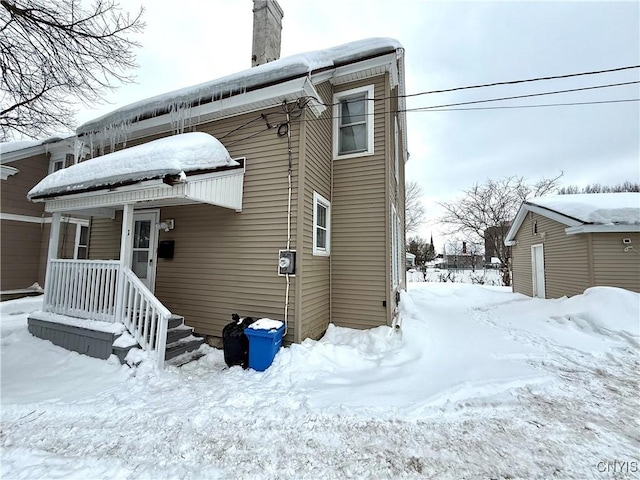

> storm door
[531,244,546,299]
[131,211,159,292]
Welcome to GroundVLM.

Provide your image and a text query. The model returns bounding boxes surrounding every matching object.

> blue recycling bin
[244,323,285,371]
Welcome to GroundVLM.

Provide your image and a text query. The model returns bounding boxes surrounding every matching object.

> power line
[294,96,638,125]
[408,81,640,111]
[312,65,640,107]
[408,98,640,113]
[402,65,640,99]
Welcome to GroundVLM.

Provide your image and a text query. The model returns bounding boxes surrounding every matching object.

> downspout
[283,109,293,336]
[329,98,334,333]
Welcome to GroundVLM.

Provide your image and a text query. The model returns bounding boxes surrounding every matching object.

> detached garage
[505,193,640,298]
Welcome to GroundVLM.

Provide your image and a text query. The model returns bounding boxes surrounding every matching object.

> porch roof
[28,132,245,213]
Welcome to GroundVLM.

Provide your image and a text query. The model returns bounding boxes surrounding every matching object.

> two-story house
[25,0,408,367]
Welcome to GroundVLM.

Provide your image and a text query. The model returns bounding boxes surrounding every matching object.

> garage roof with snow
[505,193,640,244]
[528,193,640,225]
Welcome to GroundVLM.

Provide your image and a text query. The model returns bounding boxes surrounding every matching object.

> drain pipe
[283,109,293,336]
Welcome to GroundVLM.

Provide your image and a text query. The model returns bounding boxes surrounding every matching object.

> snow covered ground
[409,267,504,285]
[1,284,638,479]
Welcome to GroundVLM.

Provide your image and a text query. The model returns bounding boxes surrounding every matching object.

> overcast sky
[74,0,640,245]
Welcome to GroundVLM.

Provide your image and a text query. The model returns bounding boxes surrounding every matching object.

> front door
[131,211,159,292]
[531,244,546,299]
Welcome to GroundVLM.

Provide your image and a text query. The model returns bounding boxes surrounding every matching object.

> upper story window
[333,85,374,159]
[49,153,74,174]
[313,192,331,256]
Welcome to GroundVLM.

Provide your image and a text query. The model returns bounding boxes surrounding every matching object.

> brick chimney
[251,0,284,67]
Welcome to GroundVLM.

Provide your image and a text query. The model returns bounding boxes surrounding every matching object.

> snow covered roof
[0,135,74,163]
[28,132,237,199]
[505,193,640,243]
[529,193,640,225]
[77,38,402,136]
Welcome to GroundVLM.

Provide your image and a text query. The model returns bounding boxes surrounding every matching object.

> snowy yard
[1,283,639,479]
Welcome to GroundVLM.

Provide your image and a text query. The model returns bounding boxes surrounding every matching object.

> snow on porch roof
[76,38,402,135]
[28,132,238,200]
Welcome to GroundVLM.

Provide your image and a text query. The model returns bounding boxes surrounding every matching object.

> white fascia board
[1,138,76,165]
[86,78,311,143]
[1,165,19,179]
[526,203,584,227]
[504,203,584,245]
[31,178,172,204]
[1,145,47,164]
[39,168,244,213]
[565,224,640,235]
[504,207,528,245]
[311,53,396,85]
[302,78,327,117]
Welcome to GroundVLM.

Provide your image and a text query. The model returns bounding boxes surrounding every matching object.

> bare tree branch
[0,0,144,140]
[405,180,426,235]
[438,174,563,285]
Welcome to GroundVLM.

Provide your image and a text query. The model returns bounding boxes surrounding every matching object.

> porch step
[168,314,185,329]
[164,335,205,361]
[166,324,194,344]
[112,314,203,364]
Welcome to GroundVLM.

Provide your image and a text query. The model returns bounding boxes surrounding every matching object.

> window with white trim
[333,85,374,159]
[74,224,89,259]
[52,160,64,172]
[313,192,331,255]
[49,153,74,174]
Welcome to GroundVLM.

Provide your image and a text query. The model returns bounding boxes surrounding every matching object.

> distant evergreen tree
[406,236,433,267]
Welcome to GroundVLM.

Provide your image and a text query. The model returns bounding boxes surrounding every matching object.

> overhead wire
[400,65,640,99]
[309,65,640,107]
[293,79,639,124]
[407,81,640,111]
[409,98,640,112]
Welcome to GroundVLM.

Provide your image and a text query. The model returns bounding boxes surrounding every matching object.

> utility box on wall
[158,240,175,259]
[278,250,296,276]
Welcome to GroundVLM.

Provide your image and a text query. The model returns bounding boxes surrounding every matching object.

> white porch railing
[118,268,170,367]
[44,259,170,368]
[45,259,120,322]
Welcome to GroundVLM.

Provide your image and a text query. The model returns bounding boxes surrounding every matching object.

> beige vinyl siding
[387,82,406,300]
[512,213,590,298]
[331,74,390,329]
[1,154,49,217]
[298,81,332,341]
[88,212,122,260]
[1,220,46,290]
[84,107,301,341]
[1,154,50,290]
[591,232,640,293]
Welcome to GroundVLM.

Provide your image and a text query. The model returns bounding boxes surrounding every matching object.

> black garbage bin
[222,314,255,368]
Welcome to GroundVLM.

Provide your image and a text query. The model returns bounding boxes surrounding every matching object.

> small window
[333,85,374,159]
[313,192,331,256]
[53,160,64,172]
[74,224,89,259]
